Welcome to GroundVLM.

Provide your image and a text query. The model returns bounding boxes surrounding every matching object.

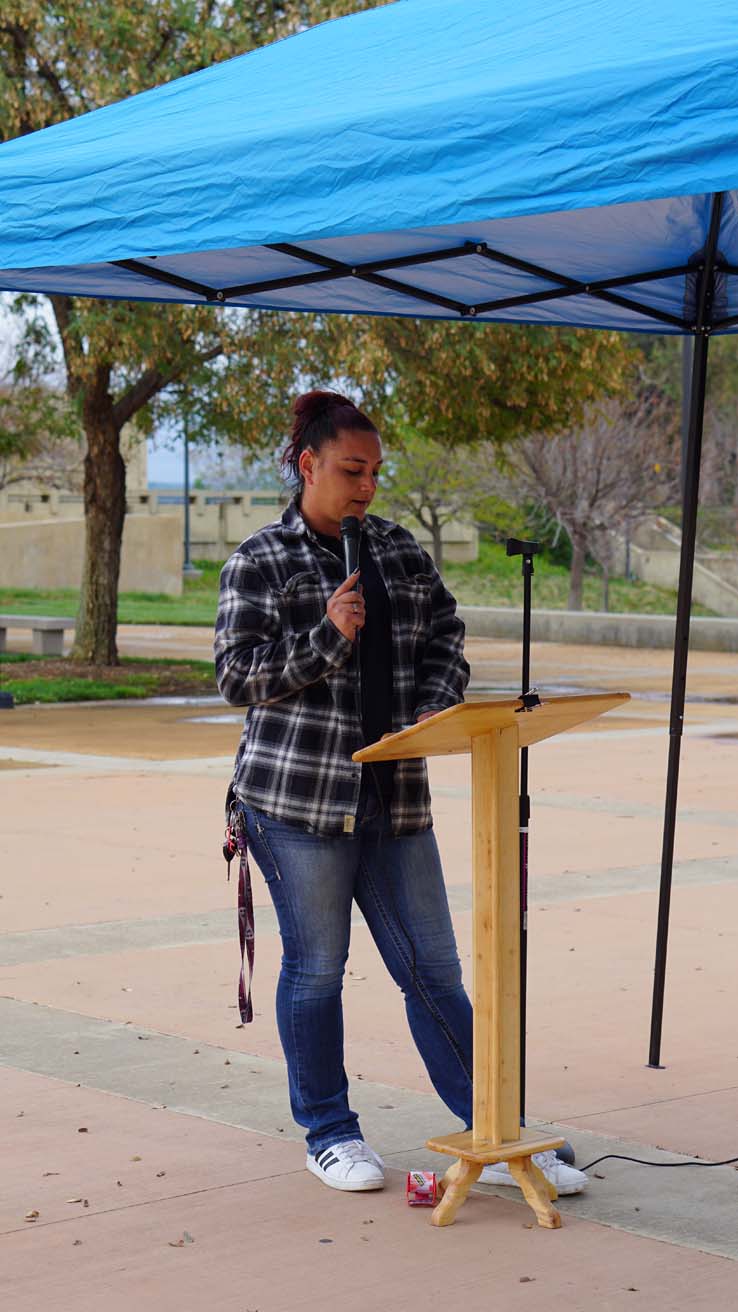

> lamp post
[182,403,200,579]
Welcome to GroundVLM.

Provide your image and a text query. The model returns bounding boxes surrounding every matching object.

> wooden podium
[354,692,629,1229]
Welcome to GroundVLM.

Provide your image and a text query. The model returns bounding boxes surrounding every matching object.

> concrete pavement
[1,633,738,1308]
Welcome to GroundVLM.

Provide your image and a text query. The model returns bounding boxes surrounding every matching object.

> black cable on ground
[581,1152,738,1172]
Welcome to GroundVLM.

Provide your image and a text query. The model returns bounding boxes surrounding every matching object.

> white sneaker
[479,1150,587,1195]
[307,1139,385,1192]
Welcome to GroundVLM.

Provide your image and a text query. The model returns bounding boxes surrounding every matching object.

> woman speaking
[214,390,585,1197]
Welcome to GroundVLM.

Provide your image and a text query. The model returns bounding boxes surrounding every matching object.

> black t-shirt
[313,528,396,808]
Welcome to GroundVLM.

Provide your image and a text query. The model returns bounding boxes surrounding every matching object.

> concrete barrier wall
[611,517,738,618]
[0,516,183,596]
[0,489,478,565]
[626,545,738,618]
[458,605,738,652]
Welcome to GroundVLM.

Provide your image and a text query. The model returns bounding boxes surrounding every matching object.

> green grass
[0,560,222,626]
[443,539,714,615]
[0,544,714,624]
[660,505,737,552]
[4,677,153,704]
[0,653,216,705]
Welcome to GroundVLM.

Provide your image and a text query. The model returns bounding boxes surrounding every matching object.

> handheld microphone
[340,515,362,578]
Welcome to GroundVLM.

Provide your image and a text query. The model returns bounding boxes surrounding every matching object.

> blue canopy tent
[2,0,737,1073]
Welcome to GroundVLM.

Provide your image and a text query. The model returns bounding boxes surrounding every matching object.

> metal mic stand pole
[505,538,539,1127]
[506,538,576,1165]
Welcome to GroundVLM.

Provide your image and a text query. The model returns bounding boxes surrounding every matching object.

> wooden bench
[0,615,76,657]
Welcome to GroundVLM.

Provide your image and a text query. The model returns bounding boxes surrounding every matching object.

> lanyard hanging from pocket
[223,802,254,1024]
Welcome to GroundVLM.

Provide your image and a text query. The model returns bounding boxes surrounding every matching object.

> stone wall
[0,488,479,566]
[0,515,183,596]
[459,605,738,652]
[610,517,738,618]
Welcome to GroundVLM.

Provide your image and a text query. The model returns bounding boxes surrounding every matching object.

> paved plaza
[2,632,738,1309]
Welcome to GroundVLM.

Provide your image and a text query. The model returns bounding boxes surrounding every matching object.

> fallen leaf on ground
[131,1155,142,1162]
[156,1171,166,1178]
[77,1127,89,1134]
[25,1211,40,1221]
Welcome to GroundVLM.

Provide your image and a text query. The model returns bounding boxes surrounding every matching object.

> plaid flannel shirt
[214,497,470,836]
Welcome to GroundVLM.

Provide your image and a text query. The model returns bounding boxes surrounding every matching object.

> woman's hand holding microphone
[327,570,365,641]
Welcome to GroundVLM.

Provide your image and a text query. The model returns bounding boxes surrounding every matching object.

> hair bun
[293,389,353,425]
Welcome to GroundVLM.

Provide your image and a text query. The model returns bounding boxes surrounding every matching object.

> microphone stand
[505,538,540,1127]
[506,536,576,1166]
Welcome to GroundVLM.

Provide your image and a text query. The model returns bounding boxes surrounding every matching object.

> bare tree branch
[112,345,224,429]
[500,394,679,608]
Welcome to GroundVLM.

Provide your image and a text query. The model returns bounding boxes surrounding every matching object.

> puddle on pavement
[185,713,243,724]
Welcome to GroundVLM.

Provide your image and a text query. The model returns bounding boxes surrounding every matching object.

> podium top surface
[353,692,630,762]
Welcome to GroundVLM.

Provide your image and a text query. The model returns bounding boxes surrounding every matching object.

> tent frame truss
[113,239,737,333]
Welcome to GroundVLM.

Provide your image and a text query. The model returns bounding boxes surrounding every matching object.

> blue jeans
[239,786,473,1153]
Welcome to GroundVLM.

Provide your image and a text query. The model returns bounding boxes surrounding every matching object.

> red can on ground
[406,1171,437,1206]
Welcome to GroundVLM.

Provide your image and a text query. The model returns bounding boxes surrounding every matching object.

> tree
[0,359,81,492]
[642,335,738,535]
[500,392,679,609]
[1,0,379,663]
[190,442,286,492]
[372,423,500,568]
[331,317,637,447]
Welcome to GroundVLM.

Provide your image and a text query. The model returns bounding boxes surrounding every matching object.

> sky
[148,433,187,486]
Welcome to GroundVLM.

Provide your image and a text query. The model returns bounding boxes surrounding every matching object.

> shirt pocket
[390,571,433,638]
[276,570,332,634]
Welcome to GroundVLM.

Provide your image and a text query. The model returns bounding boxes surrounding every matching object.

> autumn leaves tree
[0,0,376,662]
[334,317,637,571]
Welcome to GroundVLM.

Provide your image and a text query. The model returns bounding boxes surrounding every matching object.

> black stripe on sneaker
[320,1154,339,1170]
[316,1149,335,1168]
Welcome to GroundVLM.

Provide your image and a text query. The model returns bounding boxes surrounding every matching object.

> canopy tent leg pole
[648,189,723,1069]
[648,327,710,1067]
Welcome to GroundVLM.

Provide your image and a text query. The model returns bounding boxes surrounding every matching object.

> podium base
[426,1128,565,1229]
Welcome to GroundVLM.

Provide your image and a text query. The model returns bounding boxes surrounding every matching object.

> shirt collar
[281,495,392,541]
